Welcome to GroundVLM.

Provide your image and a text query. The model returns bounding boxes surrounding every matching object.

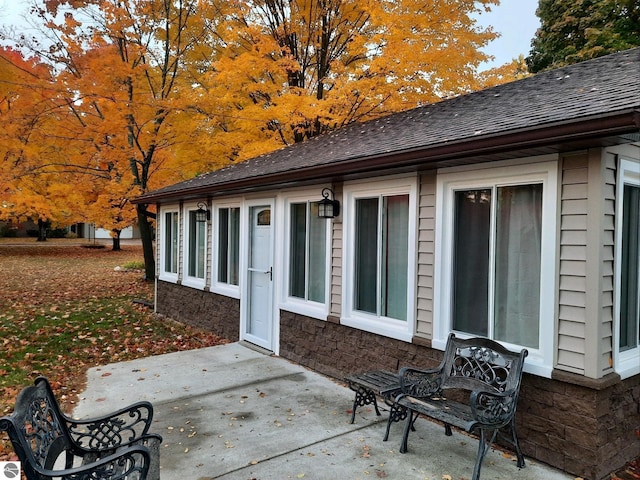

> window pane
[355,198,378,314]
[382,195,409,320]
[621,184,640,351]
[452,190,490,336]
[217,208,240,285]
[188,211,205,279]
[218,209,229,283]
[229,208,240,285]
[197,220,205,278]
[289,203,307,298]
[189,212,197,276]
[494,184,542,348]
[164,212,178,274]
[308,202,326,302]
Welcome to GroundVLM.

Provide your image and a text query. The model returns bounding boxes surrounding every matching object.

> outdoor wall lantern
[317,188,340,219]
[195,202,210,223]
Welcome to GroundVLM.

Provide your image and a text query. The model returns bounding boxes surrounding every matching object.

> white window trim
[434,160,558,378]
[614,157,640,379]
[279,190,331,321]
[182,201,207,290]
[211,201,242,299]
[158,205,179,283]
[341,175,418,342]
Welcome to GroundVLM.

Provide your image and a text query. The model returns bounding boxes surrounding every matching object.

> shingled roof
[135,47,640,203]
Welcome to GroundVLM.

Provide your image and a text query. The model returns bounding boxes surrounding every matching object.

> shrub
[122,260,145,270]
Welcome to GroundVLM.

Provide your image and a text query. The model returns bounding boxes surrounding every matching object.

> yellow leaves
[1,0,521,232]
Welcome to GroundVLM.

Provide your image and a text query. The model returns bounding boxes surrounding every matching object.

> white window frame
[211,201,242,298]
[614,157,640,379]
[182,201,208,290]
[434,159,558,377]
[280,190,331,320]
[342,176,418,342]
[158,205,180,283]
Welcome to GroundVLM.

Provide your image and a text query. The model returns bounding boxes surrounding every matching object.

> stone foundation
[156,280,240,342]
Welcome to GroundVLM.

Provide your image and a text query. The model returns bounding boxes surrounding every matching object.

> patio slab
[74,343,574,480]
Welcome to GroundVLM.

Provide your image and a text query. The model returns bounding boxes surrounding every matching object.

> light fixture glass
[317,188,340,219]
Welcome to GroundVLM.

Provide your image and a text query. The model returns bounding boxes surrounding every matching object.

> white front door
[243,203,274,350]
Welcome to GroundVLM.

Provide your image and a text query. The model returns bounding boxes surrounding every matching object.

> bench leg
[507,418,526,469]
[444,423,452,436]
[471,428,499,480]
[399,410,419,454]
[383,402,413,442]
[349,386,380,424]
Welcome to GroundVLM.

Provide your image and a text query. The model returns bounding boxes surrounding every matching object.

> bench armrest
[470,388,519,428]
[66,401,155,451]
[398,366,443,398]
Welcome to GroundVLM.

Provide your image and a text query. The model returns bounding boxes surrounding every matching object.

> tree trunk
[137,204,156,281]
[37,219,47,242]
[111,229,121,251]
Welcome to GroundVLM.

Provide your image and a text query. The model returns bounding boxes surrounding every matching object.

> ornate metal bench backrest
[0,378,74,473]
[440,334,526,394]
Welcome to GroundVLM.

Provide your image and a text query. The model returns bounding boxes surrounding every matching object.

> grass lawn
[0,238,229,460]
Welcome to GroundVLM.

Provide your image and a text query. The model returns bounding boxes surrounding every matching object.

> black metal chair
[0,376,162,480]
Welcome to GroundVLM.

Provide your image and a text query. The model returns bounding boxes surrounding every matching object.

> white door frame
[240,198,277,352]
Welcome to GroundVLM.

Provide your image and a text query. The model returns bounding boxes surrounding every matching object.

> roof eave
[133,108,640,205]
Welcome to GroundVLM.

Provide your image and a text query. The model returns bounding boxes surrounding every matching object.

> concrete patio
[74,343,574,480]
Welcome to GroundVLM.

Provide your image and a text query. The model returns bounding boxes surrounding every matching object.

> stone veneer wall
[156,281,240,342]
[279,311,640,480]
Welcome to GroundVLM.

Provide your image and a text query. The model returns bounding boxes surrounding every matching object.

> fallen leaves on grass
[0,243,229,461]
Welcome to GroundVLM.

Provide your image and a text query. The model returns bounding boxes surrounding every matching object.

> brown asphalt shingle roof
[136,47,640,203]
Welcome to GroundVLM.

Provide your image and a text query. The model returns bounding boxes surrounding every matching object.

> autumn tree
[0,47,88,240]
[197,0,501,154]
[2,0,505,275]
[1,0,233,271]
[479,55,530,88]
[527,0,640,72]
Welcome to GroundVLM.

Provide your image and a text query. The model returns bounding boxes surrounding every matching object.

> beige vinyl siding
[178,202,184,282]
[557,148,616,378]
[600,152,617,374]
[415,173,436,339]
[330,186,343,317]
[557,152,588,374]
[205,202,212,290]
[156,203,162,279]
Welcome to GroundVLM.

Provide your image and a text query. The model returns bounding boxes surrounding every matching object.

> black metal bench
[345,370,411,441]
[393,333,528,480]
[0,376,162,480]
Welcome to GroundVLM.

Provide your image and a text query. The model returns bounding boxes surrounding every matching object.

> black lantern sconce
[317,188,340,219]
[195,202,210,223]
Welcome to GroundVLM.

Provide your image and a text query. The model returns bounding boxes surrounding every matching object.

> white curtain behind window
[494,184,543,348]
[383,195,409,321]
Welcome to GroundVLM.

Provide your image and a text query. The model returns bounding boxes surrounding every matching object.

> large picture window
[188,211,206,279]
[160,209,179,281]
[342,177,417,341]
[289,201,326,303]
[615,158,640,378]
[435,161,557,375]
[620,184,639,352]
[355,195,409,321]
[452,185,542,348]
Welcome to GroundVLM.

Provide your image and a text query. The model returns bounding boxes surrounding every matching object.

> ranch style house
[134,48,640,480]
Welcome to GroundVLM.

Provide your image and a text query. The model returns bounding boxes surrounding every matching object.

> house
[133,48,640,480]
